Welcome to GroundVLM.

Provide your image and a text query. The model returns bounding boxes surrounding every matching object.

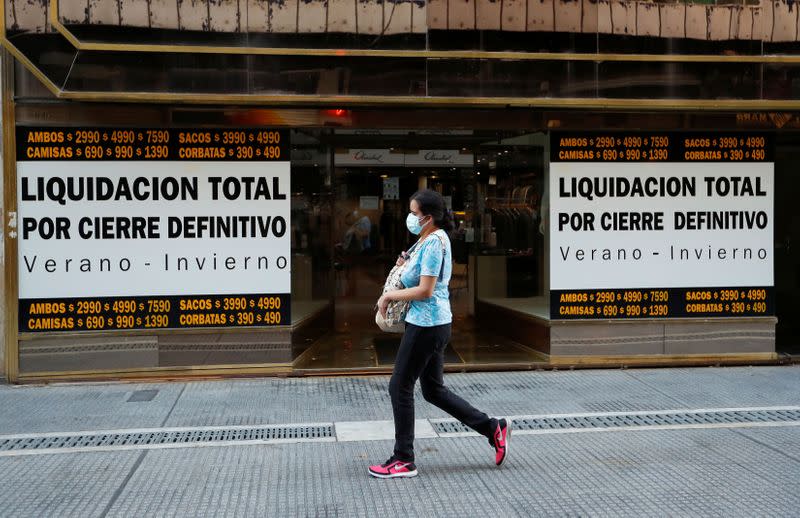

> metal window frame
[0,0,798,383]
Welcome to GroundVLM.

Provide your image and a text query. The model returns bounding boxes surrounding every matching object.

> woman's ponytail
[439,208,455,232]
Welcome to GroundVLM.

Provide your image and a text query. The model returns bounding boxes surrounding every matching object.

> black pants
[389,322,495,462]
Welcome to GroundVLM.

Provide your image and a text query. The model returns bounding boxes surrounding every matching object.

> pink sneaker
[368,457,418,479]
[492,418,510,466]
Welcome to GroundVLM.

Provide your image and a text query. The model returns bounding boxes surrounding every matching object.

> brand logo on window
[424,151,454,162]
[353,151,384,162]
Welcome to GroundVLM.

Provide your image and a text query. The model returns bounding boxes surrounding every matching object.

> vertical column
[2,50,18,382]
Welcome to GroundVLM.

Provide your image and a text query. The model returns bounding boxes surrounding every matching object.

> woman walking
[370,189,509,479]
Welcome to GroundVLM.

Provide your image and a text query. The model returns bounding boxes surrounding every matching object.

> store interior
[288,128,550,371]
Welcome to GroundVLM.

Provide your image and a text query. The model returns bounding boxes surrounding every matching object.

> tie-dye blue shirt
[400,230,452,327]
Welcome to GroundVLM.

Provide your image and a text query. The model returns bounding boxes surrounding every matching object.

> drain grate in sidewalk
[0,424,334,453]
[0,407,798,456]
[432,408,800,435]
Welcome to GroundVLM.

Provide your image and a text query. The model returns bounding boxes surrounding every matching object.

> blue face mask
[406,213,428,235]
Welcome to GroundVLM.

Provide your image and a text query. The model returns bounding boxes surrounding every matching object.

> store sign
[382,177,400,200]
[550,132,774,320]
[359,196,380,210]
[405,150,474,167]
[335,149,473,167]
[16,127,291,332]
[334,149,404,166]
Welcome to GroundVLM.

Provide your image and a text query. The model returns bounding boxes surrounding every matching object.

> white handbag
[375,232,446,333]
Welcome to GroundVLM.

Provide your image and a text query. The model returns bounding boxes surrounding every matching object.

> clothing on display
[482,183,541,253]
[478,180,543,298]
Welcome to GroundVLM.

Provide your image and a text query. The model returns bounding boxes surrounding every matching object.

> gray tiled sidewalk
[0,366,797,516]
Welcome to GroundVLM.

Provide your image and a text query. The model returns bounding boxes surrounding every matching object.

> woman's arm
[387,276,437,301]
[377,276,436,316]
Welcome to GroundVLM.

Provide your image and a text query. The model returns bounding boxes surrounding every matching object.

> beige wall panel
[555,0,581,33]
[528,0,554,32]
[727,5,740,41]
[247,0,269,32]
[383,0,412,34]
[45,0,52,32]
[356,0,384,34]
[89,0,120,25]
[751,6,764,41]
[770,2,796,42]
[298,0,328,33]
[119,0,150,27]
[476,0,501,30]
[750,6,767,41]
[271,0,299,32]
[5,0,14,31]
[659,4,684,39]
[795,4,800,42]
[636,1,659,38]
[60,0,90,24]
[685,5,706,40]
[734,6,753,40]
[502,0,526,31]
[427,0,447,29]
[9,0,49,32]
[328,0,356,32]
[609,0,628,35]
[449,0,476,30]
[761,0,773,41]
[178,0,209,30]
[581,0,596,33]
[151,0,179,28]
[596,0,610,33]
[209,0,241,31]
[794,4,800,41]
[411,0,426,32]
[707,6,732,41]
[9,0,796,40]
[625,0,636,35]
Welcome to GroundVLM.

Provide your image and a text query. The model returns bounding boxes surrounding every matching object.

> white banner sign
[18,161,291,298]
[550,162,774,290]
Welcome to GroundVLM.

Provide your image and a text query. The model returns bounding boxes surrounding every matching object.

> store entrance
[292,130,549,371]
[774,135,800,356]
[331,165,468,368]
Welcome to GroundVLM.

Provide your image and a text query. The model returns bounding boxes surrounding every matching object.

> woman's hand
[395,251,408,267]
[377,294,391,317]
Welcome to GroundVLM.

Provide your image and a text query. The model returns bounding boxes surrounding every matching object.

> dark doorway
[774,135,800,356]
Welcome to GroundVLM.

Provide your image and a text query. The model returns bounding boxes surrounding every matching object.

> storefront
[2,0,799,382]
